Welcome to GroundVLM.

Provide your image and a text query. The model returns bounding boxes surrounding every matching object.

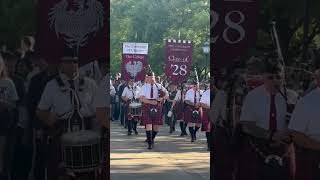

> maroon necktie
[269,94,277,132]
[150,84,153,98]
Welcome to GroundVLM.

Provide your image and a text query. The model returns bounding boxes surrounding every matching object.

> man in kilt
[170,83,187,136]
[139,71,168,149]
[200,80,211,151]
[237,56,298,180]
[184,80,202,142]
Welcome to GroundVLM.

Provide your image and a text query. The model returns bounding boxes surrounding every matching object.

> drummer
[200,79,211,151]
[139,70,168,149]
[184,80,202,142]
[122,77,138,136]
[36,48,99,180]
[288,65,320,180]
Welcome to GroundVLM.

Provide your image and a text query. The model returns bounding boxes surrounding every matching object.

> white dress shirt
[289,87,320,141]
[38,73,98,119]
[200,89,210,107]
[240,85,298,131]
[139,83,168,100]
[122,86,135,100]
[185,88,201,104]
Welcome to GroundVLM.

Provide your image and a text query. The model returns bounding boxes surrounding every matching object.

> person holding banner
[139,71,168,150]
[184,81,202,142]
[200,80,211,151]
[237,57,298,180]
[288,64,320,180]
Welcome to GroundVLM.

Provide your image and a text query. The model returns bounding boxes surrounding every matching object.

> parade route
[110,121,210,180]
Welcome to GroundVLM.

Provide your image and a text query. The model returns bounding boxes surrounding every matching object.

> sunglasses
[266,74,282,80]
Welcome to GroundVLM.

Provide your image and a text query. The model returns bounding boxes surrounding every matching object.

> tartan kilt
[141,103,163,125]
[176,101,184,120]
[201,108,211,132]
[184,105,202,123]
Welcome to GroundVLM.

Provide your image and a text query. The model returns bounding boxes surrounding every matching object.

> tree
[110,0,210,77]
[0,0,37,49]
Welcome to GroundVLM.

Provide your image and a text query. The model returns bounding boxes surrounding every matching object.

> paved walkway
[110,121,210,180]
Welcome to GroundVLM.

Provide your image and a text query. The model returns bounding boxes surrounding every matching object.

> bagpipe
[270,21,295,125]
[191,67,201,120]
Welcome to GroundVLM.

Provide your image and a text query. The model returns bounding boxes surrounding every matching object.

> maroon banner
[121,54,148,81]
[37,0,109,65]
[212,0,259,77]
[165,39,193,84]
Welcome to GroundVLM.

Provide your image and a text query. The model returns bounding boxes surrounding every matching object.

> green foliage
[255,0,320,64]
[110,0,210,77]
[0,0,37,49]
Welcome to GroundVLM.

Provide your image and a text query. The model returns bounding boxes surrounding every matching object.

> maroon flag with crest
[165,39,193,84]
[121,42,148,81]
[37,0,109,65]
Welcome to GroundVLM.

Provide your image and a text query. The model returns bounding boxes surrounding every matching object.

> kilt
[184,105,202,123]
[141,103,163,125]
[201,108,211,132]
[295,147,320,180]
[176,101,184,120]
[236,135,294,180]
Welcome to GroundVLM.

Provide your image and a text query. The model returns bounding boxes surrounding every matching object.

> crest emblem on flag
[48,0,105,52]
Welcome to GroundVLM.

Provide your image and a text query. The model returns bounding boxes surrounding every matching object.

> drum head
[129,102,142,108]
[61,130,100,145]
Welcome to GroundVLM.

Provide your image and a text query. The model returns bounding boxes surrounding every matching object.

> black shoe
[169,129,173,133]
[191,137,195,142]
[183,131,188,136]
[135,131,138,135]
[128,132,131,136]
[148,144,152,149]
[145,139,148,143]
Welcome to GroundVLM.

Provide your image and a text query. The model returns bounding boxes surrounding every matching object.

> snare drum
[61,130,102,173]
[129,102,142,117]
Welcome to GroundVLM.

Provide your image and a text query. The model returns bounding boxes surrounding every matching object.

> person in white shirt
[121,78,138,135]
[139,71,168,149]
[174,84,188,136]
[288,67,320,180]
[94,57,109,180]
[200,82,211,151]
[237,58,298,180]
[184,81,202,142]
[36,49,99,180]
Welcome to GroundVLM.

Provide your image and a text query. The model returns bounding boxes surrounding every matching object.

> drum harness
[55,75,85,132]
